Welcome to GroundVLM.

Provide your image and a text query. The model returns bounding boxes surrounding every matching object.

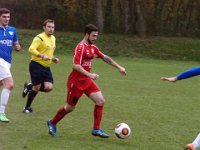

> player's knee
[9,84,14,90]
[96,98,105,106]
[44,87,53,92]
[44,85,53,92]
[66,104,75,113]
[5,83,14,90]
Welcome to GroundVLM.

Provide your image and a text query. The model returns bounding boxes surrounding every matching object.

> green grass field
[1,51,200,150]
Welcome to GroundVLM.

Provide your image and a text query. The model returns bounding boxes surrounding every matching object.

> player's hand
[42,55,50,61]
[14,43,21,51]
[89,73,99,80]
[119,67,126,75]
[52,57,59,64]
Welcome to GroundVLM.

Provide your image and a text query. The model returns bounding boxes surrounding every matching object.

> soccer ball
[115,123,131,139]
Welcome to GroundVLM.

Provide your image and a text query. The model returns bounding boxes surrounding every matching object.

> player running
[47,24,126,138]
[22,19,59,113]
[0,8,21,122]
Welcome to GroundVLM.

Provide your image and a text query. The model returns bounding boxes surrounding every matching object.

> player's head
[43,19,55,36]
[0,8,10,27]
[84,24,98,44]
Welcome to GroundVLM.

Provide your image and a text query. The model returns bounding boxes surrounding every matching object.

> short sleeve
[73,43,84,64]
[12,27,19,43]
[93,45,104,58]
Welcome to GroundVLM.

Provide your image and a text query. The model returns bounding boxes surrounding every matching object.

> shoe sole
[22,110,32,113]
[92,133,109,138]
[0,120,9,123]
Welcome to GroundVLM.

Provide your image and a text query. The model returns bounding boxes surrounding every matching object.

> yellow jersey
[29,32,56,67]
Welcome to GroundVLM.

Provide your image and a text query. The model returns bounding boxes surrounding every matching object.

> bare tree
[120,0,131,33]
[135,0,146,38]
[96,0,104,33]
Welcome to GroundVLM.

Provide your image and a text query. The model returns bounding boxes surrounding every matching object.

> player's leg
[185,133,200,150]
[47,82,82,136]
[50,83,80,125]
[47,104,75,137]
[89,91,105,128]
[86,81,109,138]
[23,84,40,113]
[23,61,41,113]
[0,77,13,122]
[42,82,53,92]
[40,68,54,92]
[0,59,13,122]
[89,91,109,138]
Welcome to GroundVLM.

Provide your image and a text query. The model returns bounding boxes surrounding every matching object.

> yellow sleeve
[28,37,42,56]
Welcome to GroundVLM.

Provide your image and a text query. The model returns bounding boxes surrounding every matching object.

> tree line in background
[1,0,200,37]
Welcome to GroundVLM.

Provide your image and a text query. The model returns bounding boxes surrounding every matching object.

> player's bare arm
[38,53,50,61]
[103,55,126,75]
[13,42,21,51]
[73,64,99,80]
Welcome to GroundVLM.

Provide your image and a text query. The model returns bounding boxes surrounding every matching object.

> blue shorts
[29,61,53,85]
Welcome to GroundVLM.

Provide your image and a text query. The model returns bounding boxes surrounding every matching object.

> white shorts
[0,58,12,80]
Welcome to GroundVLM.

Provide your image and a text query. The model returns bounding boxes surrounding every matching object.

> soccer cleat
[91,129,109,138]
[22,82,32,98]
[47,120,57,137]
[23,107,33,113]
[0,113,9,122]
[185,143,194,150]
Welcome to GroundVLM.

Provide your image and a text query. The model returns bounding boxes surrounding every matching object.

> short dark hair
[43,19,55,27]
[0,8,10,16]
[84,24,98,35]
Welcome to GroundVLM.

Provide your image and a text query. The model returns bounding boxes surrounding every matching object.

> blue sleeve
[177,67,200,80]
[12,27,19,43]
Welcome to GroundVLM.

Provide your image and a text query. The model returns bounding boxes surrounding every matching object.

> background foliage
[1,0,200,37]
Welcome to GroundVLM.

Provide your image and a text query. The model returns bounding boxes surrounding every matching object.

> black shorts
[29,61,53,85]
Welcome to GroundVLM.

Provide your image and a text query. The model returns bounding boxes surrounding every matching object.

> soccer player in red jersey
[47,24,126,138]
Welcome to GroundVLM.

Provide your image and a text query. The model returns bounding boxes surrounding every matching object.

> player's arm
[103,55,126,75]
[13,29,21,51]
[29,37,50,60]
[13,42,21,51]
[73,64,99,80]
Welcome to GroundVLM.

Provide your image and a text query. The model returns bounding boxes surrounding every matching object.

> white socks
[0,88,11,113]
[192,133,200,149]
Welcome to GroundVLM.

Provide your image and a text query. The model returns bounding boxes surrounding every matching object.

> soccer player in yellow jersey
[22,19,59,113]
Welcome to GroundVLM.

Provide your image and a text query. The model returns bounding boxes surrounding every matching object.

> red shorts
[66,79,100,106]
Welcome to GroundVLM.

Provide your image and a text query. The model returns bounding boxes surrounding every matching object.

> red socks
[93,105,103,130]
[51,106,67,125]
[50,105,103,129]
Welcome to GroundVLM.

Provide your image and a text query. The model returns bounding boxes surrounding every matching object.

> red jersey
[68,42,104,82]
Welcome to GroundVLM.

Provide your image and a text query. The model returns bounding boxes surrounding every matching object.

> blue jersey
[0,26,19,63]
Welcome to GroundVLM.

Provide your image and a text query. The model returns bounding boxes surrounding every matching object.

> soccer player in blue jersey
[161,68,200,150]
[0,8,21,122]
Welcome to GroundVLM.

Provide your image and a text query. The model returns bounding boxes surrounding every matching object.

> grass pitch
[1,52,200,150]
